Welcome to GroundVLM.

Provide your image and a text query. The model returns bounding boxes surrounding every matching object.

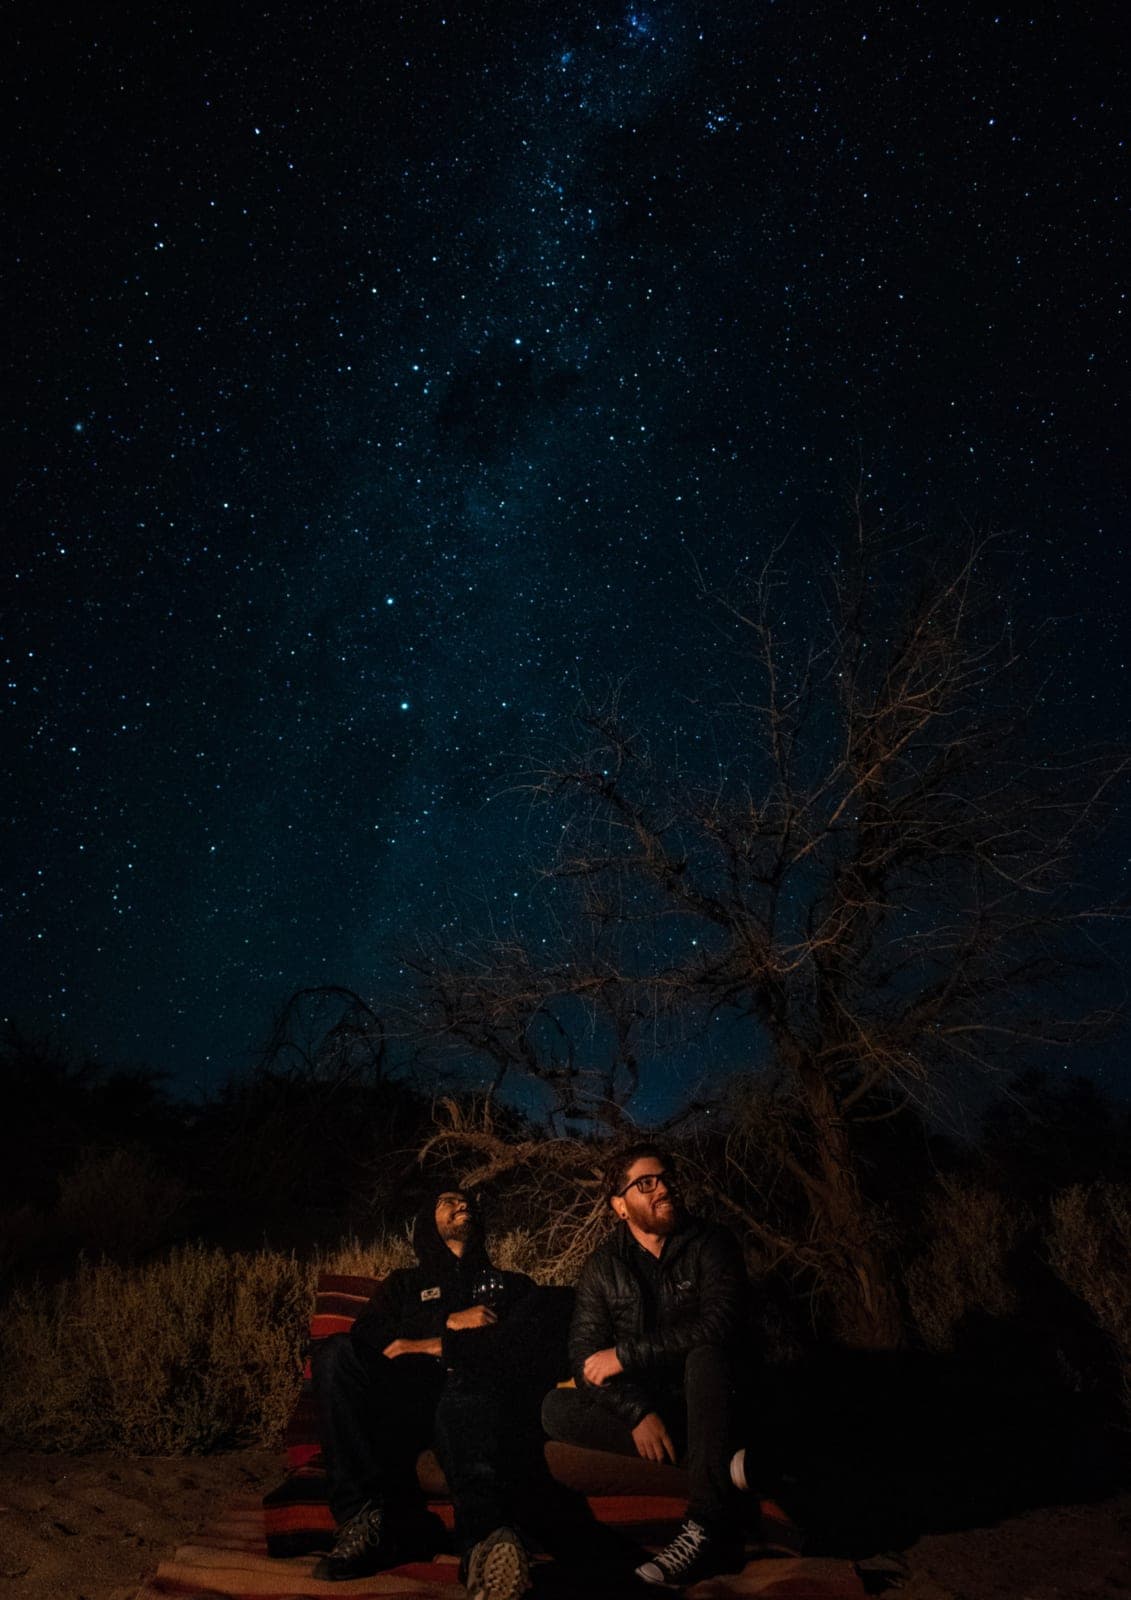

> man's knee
[541,1385,578,1441]
[311,1331,365,1394]
[683,1343,733,1386]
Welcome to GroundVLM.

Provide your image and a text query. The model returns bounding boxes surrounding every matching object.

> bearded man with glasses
[542,1142,753,1588]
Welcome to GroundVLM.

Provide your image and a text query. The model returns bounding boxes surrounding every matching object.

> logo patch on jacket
[421,1286,441,1301]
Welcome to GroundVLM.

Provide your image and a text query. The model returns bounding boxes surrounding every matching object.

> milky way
[6,1,1127,1095]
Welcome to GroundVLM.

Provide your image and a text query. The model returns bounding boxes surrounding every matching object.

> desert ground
[0,1449,278,1600]
[0,1449,1128,1600]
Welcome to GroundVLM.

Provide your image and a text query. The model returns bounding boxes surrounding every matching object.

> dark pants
[311,1336,443,1526]
[312,1292,592,1558]
[541,1345,743,1530]
[433,1369,544,1556]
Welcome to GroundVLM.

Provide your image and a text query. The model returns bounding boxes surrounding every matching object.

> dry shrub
[482,1228,556,1281]
[1047,1182,1131,1413]
[906,1182,1026,1352]
[0,1245,310,1453]
[317,1234,415,1277]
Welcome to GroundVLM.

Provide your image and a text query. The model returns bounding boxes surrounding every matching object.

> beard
[438,1212,473,1244]
[626,1190,680,1235]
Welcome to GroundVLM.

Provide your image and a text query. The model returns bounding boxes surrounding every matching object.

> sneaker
[313,1500,428,1581]
[463,1525,532,1600]
[729,1446,749,1492]
[634,1518,743,1588]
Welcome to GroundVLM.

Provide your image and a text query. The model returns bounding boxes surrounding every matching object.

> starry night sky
[6,1,1127,1100]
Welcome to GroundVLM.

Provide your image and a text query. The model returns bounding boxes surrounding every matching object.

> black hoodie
[350,1187,533,1362]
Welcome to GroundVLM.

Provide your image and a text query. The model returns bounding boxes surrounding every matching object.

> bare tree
[402,523,1127,1344]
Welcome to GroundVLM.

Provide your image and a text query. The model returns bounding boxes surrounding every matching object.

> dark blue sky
[5,1,1127,1103]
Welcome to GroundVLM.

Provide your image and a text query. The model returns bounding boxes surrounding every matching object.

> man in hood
[311,1182,536,1598]
[542,1142,753,1588]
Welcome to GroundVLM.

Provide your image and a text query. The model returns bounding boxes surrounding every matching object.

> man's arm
[569,1255,655,1428]
[438,1268,536,1363]
[615,1227,747,1371]
[349,1276,401,1358]
[351,1273,496,1361]
[389,1304,496,1360]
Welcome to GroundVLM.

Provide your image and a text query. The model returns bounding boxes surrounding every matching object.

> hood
[411,1182,491,1279]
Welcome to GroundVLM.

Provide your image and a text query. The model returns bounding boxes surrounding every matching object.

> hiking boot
[313,1500,429,1581]
[634,1518,744,1588]
[463,1525,532,1600]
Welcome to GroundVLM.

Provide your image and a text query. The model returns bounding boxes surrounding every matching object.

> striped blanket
[136,1491,869,1598]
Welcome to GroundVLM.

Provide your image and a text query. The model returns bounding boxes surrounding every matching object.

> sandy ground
[894,1497,1131,1600]
[0,1449,278,1600]
[0,1449,1128,1600]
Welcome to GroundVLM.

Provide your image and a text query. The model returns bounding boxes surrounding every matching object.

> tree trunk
[798,1064,905,1349]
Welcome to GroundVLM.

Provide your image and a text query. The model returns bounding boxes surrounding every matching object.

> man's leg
[540,1385,652,1459]
[544,1362,745,1590]
[432,1374,535,1600]
[436,1289,580,1556]
[622,1353,746,1590]
[432,1374,514,1556]
[310,1334,442,1524]
[682,1344,743,1531]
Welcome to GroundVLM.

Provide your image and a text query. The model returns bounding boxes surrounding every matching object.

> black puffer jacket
[568,1216,748,1426]
[350,1188,533,1362]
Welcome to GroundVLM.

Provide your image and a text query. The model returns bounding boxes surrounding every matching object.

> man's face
[612,1158,680,1237]
[434,1190,473,1246]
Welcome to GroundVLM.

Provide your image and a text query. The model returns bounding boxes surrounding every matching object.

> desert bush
[906,1181,1026,1352]
[0,1245,310,1453]
[1047,1181,1131,1416]
[316,1233,415,1277]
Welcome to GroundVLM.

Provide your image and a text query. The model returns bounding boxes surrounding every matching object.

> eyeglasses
[616,1170,678,1198]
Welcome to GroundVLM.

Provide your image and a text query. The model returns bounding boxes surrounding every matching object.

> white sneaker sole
[634,1556,676,1586]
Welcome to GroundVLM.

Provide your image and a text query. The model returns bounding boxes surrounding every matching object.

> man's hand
[383,1336,442,1359]
[445,1305,498,1331]
[631,1412,677,1465]
[582,1346,624,1387]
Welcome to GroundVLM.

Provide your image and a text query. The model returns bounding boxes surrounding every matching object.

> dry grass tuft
[1047,1181,1131,1415]
[906,1181,1025,1352]
[316,1233,415,1277]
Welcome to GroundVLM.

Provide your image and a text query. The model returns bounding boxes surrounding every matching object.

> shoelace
[335,1505,383,1560]
[655,1519,708,1575]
